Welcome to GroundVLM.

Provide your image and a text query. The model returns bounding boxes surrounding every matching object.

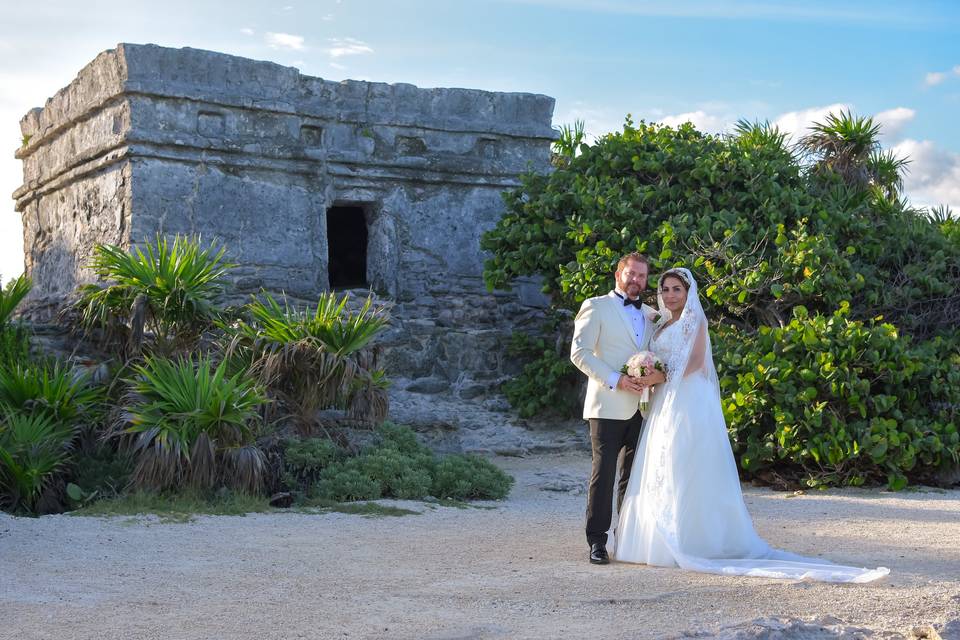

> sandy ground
[2,452,959,640]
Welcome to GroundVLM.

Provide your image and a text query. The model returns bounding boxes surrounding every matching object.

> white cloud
[240,27,255,36]
[322,13,334,21]
[954,65,960,76]
[325,37,373,58]
[265,32,305,51]
[925,71,947,86]
[873,107,915,142]
[772,102,850,140]
[553,103,625,142]
[329,61,346,71]
[659,109,728,133]
[893,139,960,210]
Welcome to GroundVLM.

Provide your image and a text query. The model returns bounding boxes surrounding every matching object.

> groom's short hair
[616,252,649,272]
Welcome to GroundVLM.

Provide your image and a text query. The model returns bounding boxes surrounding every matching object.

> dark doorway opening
[326,205,368,289]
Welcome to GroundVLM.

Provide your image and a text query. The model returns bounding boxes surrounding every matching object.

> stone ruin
[12,43,585,453]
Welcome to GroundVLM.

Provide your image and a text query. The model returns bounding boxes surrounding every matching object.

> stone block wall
[13,43,557,403]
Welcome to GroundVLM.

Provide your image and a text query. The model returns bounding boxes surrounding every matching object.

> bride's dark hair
[659,269,690,291]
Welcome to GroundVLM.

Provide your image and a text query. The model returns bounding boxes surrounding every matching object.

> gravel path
[2,452,959,640]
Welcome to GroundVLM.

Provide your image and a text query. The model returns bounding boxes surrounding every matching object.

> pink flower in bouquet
[622,350,665,411]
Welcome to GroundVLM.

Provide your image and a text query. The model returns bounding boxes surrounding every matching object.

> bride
[611,267,889,583]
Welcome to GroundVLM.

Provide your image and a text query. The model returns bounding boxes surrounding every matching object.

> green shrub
[356,448,434,499]
[121,355,268,493]
[310,424,513,502]
[502,331,579,418]
[717,305,960,489]
[314,463,382,501]
[282,437,342,492]
[432,454,514,500]
[0,411,75,513]
[68,444,134,500]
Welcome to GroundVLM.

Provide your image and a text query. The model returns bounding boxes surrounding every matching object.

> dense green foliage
[483,113,960,488]
[284,424,513,503]
[716,306,960,489]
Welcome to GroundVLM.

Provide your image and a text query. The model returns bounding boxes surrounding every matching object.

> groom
[570,252,665,565]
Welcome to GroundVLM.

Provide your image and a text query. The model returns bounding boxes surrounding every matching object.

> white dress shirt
[606,288,646,389]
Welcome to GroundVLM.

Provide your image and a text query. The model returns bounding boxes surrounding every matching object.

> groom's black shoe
[589,543,610,565]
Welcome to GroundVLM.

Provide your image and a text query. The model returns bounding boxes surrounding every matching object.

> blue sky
[1,0,959,280]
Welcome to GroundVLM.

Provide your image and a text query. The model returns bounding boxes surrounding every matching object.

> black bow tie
[615,292,643,310]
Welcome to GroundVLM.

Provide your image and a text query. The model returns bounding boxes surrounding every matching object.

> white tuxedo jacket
[570,291,656,420]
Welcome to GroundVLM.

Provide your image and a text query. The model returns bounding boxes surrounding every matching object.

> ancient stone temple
[13,44,574,450]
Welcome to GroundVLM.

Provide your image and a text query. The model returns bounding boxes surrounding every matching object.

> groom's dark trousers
[586,410,645,547]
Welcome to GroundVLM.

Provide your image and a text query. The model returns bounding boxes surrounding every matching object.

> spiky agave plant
[72,235,234,357]
[223,291,390,433]
[120,355,268,493]
[0,411,76,513]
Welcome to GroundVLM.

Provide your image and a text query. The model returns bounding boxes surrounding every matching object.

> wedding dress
[611,268,889,583]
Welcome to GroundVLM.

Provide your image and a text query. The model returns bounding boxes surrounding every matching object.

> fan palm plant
[799,110,909,201]
[223,291,390,433]
[72,235,234,357]
[119,355,268,492]
[0,411,76,513]
[0,362,103,514]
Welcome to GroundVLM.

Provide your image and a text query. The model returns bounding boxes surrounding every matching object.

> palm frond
[0,275,31,327]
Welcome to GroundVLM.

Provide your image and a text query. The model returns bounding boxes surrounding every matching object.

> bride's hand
[635,370,665,387]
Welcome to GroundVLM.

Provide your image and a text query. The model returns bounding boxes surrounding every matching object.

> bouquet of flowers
[620,351,666,412]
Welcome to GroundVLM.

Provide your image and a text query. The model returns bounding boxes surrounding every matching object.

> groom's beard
[623,283,642,299]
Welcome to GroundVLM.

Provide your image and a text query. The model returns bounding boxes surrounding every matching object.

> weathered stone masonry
[13,43,557,408]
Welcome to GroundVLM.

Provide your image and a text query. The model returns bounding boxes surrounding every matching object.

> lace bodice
[651,315,700,385]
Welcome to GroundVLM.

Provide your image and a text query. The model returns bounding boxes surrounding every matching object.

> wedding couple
[570,252,888,582]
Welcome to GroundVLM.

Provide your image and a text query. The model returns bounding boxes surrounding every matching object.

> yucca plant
[0,361,102,427]
[119,355,268,492]
[0,411,77,513]
[72,235,234,357]
[223,291,390,433]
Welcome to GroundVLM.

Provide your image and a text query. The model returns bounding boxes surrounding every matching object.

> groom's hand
[635,370,666,388]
